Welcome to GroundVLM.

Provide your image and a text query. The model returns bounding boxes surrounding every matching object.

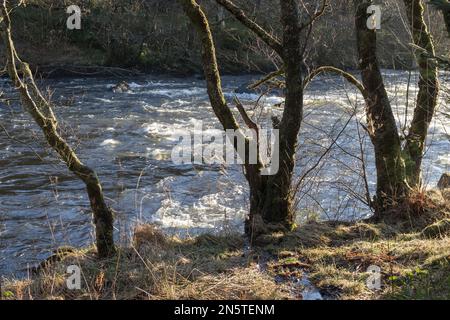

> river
[0,70,449,277]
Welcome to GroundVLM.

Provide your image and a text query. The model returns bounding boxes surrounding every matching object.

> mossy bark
[353,0,409,215]
[180,0,303,234]
[352,0,439,218]
[259,0,303,228]
[402,0,439,187]
[0,3,115,258]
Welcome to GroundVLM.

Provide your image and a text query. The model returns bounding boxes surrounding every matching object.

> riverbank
[9,0,450,80]
[2,189,449,300]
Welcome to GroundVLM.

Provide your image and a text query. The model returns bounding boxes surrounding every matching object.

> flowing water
[0,71,449,277]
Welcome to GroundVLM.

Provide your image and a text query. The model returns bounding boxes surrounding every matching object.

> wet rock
[112,81,131,93]
[438,173,450,190]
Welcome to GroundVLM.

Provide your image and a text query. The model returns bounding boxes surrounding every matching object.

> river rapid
[0,70,449,277]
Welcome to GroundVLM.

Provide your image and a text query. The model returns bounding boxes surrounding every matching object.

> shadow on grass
[3,190,450,300]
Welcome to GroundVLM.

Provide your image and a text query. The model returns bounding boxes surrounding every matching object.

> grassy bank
[2,189,450,300]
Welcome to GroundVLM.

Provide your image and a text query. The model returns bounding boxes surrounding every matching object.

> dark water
[0,71,448,277]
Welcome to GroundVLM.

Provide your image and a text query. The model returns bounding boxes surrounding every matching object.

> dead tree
[0,1,115,257]
[179,0,327,235]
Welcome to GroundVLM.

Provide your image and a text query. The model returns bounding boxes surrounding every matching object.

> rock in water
[438,173,450,190]
[112,81,131,93]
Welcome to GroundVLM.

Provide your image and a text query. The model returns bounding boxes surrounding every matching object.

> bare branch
[250,66,368,99]
[303,66,368,99]
[214,0,283,55]
[0,0,115,257]
[300,0,329,31]
[233,95,258,131]
[248,68,285,90]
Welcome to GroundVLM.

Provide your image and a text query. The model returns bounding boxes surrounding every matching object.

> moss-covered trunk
[0,2,115,258]
[402,0,439,187]
[258,0,303,229]
[353,0,408,215]
[180,0,302,235]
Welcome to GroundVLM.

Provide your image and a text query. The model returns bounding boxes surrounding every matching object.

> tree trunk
[429,0,450,35]
[258,0,303,228]
[0,3,115,258]
[402,0,439,187]
[180,0,302,235]
[444,10,450,35]
[353,0,408,215]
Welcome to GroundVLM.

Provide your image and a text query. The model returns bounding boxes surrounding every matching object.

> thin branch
[250,66,367,99]
[409,42,450,70]
[248,68,284,90]
[293,110,356,200]
[300,0,329,32]
[233,95,258,132]
[214,0,283,55]
[303,66,368,99]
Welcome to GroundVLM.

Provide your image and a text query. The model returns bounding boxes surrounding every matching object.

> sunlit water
[0,71,448,277]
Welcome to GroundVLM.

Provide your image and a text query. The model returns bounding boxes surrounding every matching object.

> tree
[178,0,326,235]
[351,0,439,217]
[402,0,439,185]
[0,1,115,258]
[352,0,409,214]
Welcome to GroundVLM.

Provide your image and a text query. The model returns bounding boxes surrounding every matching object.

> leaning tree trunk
[353,0,409,215]
[402,0,439,187]
[179,0,265,236]
[0,3,115,258]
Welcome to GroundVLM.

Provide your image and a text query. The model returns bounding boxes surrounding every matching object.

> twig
[215,0,283,55]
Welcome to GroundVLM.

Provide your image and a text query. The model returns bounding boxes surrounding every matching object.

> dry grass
[2,225,291,300]
[2,190,450,300]
[262,189,450,299]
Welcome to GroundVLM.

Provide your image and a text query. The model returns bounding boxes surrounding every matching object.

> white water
[0,71,448,277]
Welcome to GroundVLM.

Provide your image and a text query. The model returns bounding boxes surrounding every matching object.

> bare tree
[352,0,409,214]
[178,0,327,235]
[352,0,439,217]
[0,1,115,257]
